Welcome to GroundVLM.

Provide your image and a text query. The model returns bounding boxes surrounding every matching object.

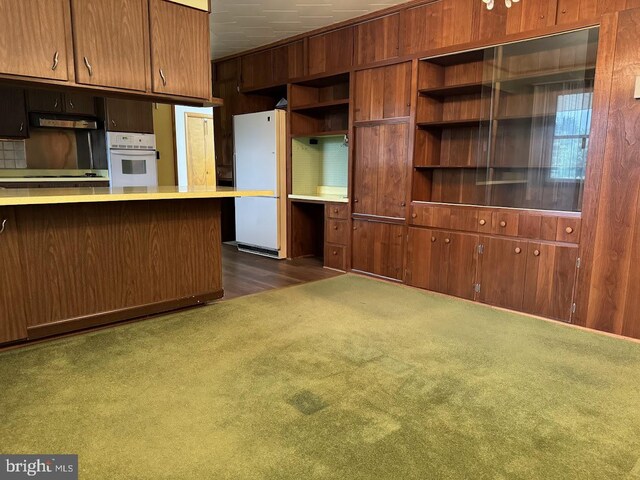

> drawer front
[326,203,349,220]
[324,243,346,271]
[556,217,581,243]
[326,219,349,245]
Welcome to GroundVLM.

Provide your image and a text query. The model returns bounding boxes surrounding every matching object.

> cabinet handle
[565,227,574,234]
[444,238,451,244]
[54,98,59,109]
[68,100,74,110]
[354,199,359,203]
[515,247,522,254]
[0,218,6,234]
[401,202,406,207]
[111,119,117,128]
[479,219,486,226]
[533,249,540,257]
[51,50,59,71]
[19,122,24,133]
[499,221,507,228]
[160,68,167,86]
[83,56,93,77]
[333,208,339,214]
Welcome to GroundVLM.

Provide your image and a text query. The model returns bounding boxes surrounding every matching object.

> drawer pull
[499,221,507,228]
[411,213,418,218]
[333,208,339,214]
[159,68,167,86]
[51,50,59,71]
[401,202,406,207]
[479,219,486,226]
[533,249,540,257]
[0,218,7,235]
[354,199,359,203]
[444,238,451,244]
[565,227,574,234]
[83,56,93,77]
[514,247,521,254]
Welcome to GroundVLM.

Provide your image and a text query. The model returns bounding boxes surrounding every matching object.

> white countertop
[288,194,349,204]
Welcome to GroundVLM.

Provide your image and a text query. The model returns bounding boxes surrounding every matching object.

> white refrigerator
[233,110,287,259]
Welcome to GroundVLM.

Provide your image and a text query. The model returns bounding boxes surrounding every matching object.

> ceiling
[210,0,407,60]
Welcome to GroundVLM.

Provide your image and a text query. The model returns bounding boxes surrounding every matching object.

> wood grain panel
[71,0,148,91]
[354,63,412,122]
[0,207,28,344]
[378,123,410,218]
[506,0,557,34]
[352,219,404,280]
[241,49,273,90]
[479,236,528,311]
[402,1,443,55]
[15,199,221,330]
[324,243,346,271]
[326,203,349,220]
[446,231,479,300]
[353,126,379,215]
[557,0,640,24]
[308,27,354,76]
[406,227,438,290]
[355,14,400,66]
[149,0,211,99]
[0,0,70,81]
[326,219,349,245]
[523,242,578,321]
[0,87,27,138]
[105,98,154,134]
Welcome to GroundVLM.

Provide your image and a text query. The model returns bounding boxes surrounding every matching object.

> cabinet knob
[499,221,507,228]
[444,238,451,244]
[561,9,567,13]
[332,250,338,256]
[0,218,6,234]
[333,208,339,214]
[354,199,359,203]
[534,249,540,257]
[479,219,486,226]
[515,247,522,254]
[565,227,574,234]
[401,202,406,207]
[431,236,436,242]
[411,213,418,218]
[333,225,338,230]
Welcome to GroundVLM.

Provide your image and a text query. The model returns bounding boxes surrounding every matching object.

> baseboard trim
[27,290,224,340]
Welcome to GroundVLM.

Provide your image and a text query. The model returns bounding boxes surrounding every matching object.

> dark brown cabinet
[71,0,148,91]
[353,123,409,219]
[355,14,400,66]
[308,27,354,76]
[241,41,306,90]
[65,92,97,115]
[0,0,71,81]
[407,228,478,300]
[555,0,639,24]
[241,50,273,91]
[324,203,350,272]
[0,87,28,138]
[104,98,154,134]
[352,219,404,281]
[354,62,412,122]
[0,207,28,344]
[149,0,211,99]
[28,89,96,116]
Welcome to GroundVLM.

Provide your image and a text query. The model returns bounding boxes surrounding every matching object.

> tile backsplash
[0,140,27,169]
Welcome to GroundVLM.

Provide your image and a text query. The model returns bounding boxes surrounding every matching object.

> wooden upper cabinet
[505,0,558,34]
[71,0,148,91]
[355,14,400,66]
[149,0,211,99]
[0,87,28,138]
[105,98,154,134]
[273,40,305,83]
[556,0,640,24]
[307,27,354,76]
[241,50,273,90]
[0,0,71,81]
[402,1,443,55]
[354,62,412,122]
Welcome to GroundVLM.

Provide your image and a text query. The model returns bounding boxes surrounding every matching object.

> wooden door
[352,220,405,280]
[0,207,28,344]
[355,14,400,66]
[506,0,557,34]
[478,236,528,311]
[0,0,70,81]
[402,1,444,55]
[271,41,306,84]
[241,50,273,90]
[185,113,216,187]
[523,243,578,321]
[0,87,28,138]
[71,0,148,91]
[64,92,96,116]
[445,232,479,300]
[149,0,211,99]
[308,27,354,76]
[353,124,409,219]
[406,227,446,292]
[27,90,64,113]
[354,62,412,122]
[105,98,154,134]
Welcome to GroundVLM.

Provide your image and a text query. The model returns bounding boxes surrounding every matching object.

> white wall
[174,105,214,187]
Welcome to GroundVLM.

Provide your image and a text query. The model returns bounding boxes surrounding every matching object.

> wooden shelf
[290,98,350,113]
[291,130,348,138]
[498,65,596,90]
[418,82,490,98]
[415,165,561,170]
[417,118,488,129]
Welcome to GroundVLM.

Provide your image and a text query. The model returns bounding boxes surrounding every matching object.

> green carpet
[2,275,640,479]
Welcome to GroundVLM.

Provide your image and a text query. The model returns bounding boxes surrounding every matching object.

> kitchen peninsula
[0,186,271,345]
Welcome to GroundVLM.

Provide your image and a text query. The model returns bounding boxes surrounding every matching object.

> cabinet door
[105,98,154,134]
[406,227,446,292]
[272,41,306,84]
[402,1,444,55]
[64,92,96,116]
[556,0,631,24]
[308,27,354,76]
[0,0,70,81]
[445,231,479,300]
[353,123,409,219]
[354,62,412,122]
[0,87,28,138]
[352,220,404,280]
[0,208,28,344]
[27,90,64,113]
[355,14,400,66]
[478,236,528,311]
[523,243,578,321]
[506,0,557,34]
[149,0,211,99]
[72,0,148,91]
[241,50,273,90]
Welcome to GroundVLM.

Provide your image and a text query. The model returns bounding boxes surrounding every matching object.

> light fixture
[482,0,520,10]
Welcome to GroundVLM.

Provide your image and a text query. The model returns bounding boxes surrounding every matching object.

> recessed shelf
[418,82,490,98]
[498,65,596,90]
[290,98,350,113]
[291,130,348,138]
[417,119,488,129]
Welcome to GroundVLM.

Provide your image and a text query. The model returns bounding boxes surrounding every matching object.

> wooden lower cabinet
[406,227,478,300]
[324,243,347,271]
[478,237,529,311]
[352,219,404,280]
[0,207,28,344]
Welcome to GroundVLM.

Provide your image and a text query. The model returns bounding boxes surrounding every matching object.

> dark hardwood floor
[220,244,342,300]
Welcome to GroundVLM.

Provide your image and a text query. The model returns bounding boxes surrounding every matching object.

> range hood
[29,113,98,130]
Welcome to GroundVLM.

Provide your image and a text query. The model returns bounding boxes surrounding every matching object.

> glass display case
[413,27,599,213]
